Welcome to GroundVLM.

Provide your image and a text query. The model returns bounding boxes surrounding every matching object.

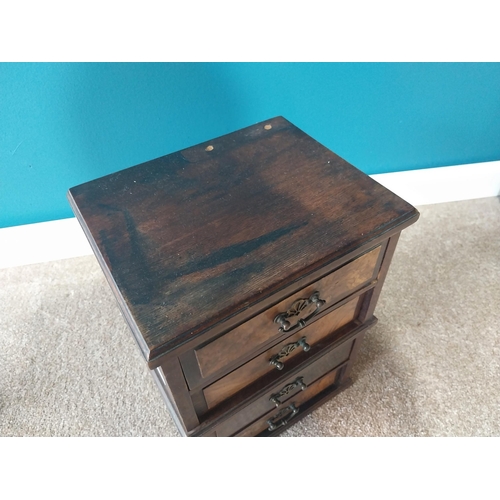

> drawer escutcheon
[270,377,307,407]
[274,291,326,333]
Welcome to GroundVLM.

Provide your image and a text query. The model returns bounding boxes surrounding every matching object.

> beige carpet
[1,197,499,437]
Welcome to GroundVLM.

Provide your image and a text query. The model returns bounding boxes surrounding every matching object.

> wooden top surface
[68,117,418,361]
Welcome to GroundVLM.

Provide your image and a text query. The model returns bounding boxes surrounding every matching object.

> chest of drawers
[68,116,419,436]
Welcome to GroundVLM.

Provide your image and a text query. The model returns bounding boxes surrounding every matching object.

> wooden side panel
[358,234,401,323]
[203,296,360,410]
[158,357,200,433]
[195,245,381,379]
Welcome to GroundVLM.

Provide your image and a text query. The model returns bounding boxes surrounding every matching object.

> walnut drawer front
[193,245,382,381]
[237,367,341,437]
[202,294,362,410]
[211,334,356,437]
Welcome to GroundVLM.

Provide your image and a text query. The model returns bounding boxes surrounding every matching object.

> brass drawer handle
[267,403,299,431]
[269,336,311,370]
[274,291,326,333]
[270,377,307,407]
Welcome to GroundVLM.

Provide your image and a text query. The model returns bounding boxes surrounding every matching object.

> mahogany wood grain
[342,330,368,382]
[180,277,380,391]
[68,116,418,362]
[260,371,355,437]
[150,233,392,374]
[340,236,404,384]
[149,367,188,436]
[191,319,376,436]
[195,245,381,379]
[68,116,419,437]
[235,365,344,437]
[215,340,354,437]
[358,233,401,324]
[202,295,361,410]
[156,357,199,432]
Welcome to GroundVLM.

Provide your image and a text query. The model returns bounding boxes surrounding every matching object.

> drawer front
[213,336,355,437]
[194,245,382,380]
[237,367,341,437]
[203,295,361,410]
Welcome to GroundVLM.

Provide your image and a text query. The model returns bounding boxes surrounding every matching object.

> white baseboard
[1,160,499,269]
[371,160,500,206]
[0,218,93,269]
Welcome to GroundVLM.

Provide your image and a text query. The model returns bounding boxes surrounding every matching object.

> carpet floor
[1,197,499,437]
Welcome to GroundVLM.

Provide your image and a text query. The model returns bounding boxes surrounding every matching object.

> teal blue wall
[1,63,500,228]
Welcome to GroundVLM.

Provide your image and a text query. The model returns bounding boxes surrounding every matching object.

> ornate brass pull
[269,336,311,370]
[270,377,307,407]
[274,291,326,333]
[267,403,299,431]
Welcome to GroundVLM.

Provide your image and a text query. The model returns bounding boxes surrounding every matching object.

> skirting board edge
[1,160,499,269]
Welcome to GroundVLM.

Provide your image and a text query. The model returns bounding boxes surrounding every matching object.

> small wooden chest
[68,117,419,436]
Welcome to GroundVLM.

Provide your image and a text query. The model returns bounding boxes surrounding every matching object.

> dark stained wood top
[68,116,419,362]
